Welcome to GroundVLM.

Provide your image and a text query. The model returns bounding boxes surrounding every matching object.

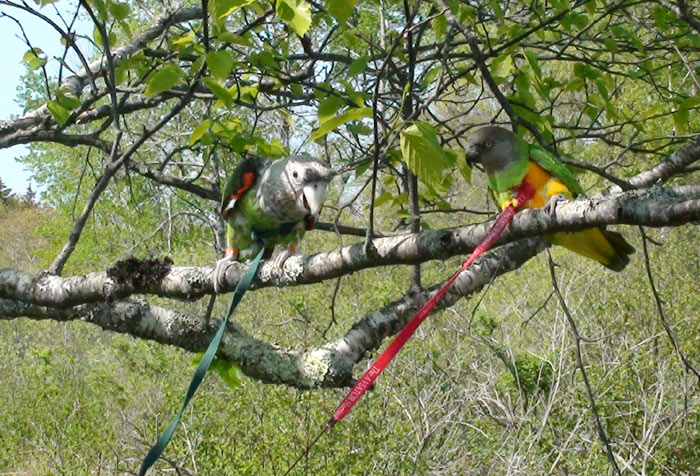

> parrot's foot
[544,194,568,216]
[272,248,294,270]
[501,198,520,210]
[213,255,236,293]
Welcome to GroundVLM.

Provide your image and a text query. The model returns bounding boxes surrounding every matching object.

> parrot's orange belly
[521,161,570,209]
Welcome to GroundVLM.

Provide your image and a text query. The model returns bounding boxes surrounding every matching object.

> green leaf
[400,122,453,190]
[171,30,195,48]
[525,51,542,79]
[89,0,108,20]
[373,192,393,207]
[206,50,234,80]
[681,96,700,109]
[23,49,47,71]
[450,148,471,184]
[674,106,689,134]
[603,39,618,53]
[47,100,70,126]
[276,0,312,36]
[550,0,570,12]
[214,360,244,389]
[565,78,585,91]
[290,83,304,97]
[490,54,513,82]
[144,64,183,97]
[318,95,344,123]
[249,50,279,69]
[569,13,588,30]
[93,26,117,48]
[114,66,127,85]
[488,0,505,24]
[422,67,440,88]
[108,1,130,20]
[347,56,368,77]
[190,119,212,146]
[327,0,356,24]
[346,123,372,135]
[218,32,253,47]
[307,107,372,143]
[202,77,234,107]
[432,14,447,40]
[214,0,255,20]
[55,90,82,110]
[236,83,259,103]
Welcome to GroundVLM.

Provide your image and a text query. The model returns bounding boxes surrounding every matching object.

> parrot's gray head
[281,155,334,219]
[465,126,517,175]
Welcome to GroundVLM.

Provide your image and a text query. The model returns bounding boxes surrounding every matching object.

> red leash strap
[326,182,535,429]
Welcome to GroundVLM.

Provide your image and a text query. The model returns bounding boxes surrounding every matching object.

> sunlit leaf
[400,122,453,190]
[347,56,368,77]
[525,51,541,79]
[108,2,130,20]
[218,32,253,47]
[449,148,471,184]
[673,106,689,134]
[276,0,312,36]
[307,107,372,143]
[23,49,47,71]
[327,0,356,24]
[215,0,255,19]
[373,192,393,207]
[206,50,234,80]
[490,54,513,82]
[202,77,234,107]
[144,64,183,97]
[318,95,344,123]
[190,119,212,146]
[55,90,82,110]
[47,100,70,126]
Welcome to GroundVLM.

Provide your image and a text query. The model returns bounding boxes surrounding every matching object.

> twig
[547,252,622,476]
[639,227,700,388]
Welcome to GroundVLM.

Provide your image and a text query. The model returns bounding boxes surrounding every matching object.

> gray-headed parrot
[213,155,333,292]
[465,126,634,271]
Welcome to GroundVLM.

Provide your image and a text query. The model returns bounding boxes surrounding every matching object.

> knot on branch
[107,257,173,288]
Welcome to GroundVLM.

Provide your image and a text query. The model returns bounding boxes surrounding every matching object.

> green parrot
[213,154,334,292]
[465,126,634,271]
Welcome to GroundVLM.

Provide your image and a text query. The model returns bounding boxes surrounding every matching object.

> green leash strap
[138,249,265,476]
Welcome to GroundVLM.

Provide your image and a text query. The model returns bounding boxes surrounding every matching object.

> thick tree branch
[1,185,699,307]
[0,7,204,137]
[0,238,545,388]
[624,134,700,189]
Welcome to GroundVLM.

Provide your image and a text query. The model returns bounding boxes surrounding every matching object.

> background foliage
[0,0,699,473]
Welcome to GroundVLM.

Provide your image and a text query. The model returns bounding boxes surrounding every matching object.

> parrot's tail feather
[601,230,635,272]
[548,228,634,272]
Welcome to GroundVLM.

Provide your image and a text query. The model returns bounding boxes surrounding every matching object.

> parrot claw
[213,255,236,293]
[544,194,568,216]
[272,248,294,270]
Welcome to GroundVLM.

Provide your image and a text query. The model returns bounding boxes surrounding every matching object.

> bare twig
[548,252,622,476]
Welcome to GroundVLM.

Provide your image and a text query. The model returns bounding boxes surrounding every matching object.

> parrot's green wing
[529,144,585,197]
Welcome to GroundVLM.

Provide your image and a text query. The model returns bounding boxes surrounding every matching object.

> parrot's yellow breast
[520,161,571,209]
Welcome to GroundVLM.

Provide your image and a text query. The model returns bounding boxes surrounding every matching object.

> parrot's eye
[293,171,299,178]
[485,141,492,148]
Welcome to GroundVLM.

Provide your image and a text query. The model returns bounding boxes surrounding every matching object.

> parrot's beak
[465,143,480,168]
[302,182,328,218]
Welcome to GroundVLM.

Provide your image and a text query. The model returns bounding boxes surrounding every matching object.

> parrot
[465,126,634,271]
[213,154,334,292]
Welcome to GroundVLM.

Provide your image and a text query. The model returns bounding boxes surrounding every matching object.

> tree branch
[0,238,545,388]
[2,185,699,307]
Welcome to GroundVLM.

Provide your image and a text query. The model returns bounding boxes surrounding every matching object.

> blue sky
[0,1,90,194]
